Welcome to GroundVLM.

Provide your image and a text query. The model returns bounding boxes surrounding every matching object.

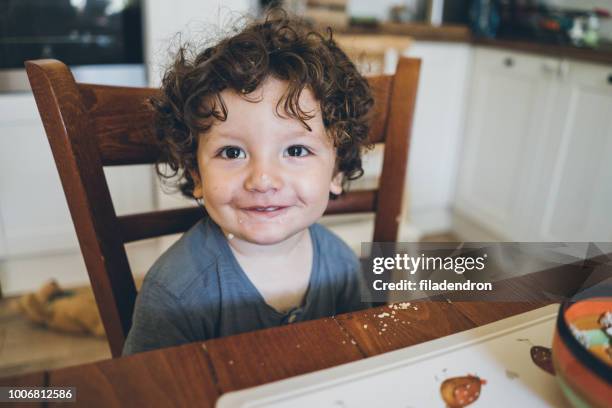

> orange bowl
[552,298,612,407]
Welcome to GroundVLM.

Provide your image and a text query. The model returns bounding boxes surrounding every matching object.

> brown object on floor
[14,277,144,339]
[0,295,111,378]
[25,56,420,358]
[15,280,105,337]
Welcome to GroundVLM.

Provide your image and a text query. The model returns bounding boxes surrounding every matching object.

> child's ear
[330,172,343,195]
[190,170,203,198]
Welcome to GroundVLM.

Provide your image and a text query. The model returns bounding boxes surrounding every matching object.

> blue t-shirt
[123,218,370,355]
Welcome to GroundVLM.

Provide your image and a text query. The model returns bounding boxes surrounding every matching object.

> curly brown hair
[151,9,374,199]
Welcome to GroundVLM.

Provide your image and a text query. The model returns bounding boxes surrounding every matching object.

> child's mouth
[241,206,289,218]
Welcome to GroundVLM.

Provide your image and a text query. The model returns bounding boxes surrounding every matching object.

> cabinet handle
[503,57,514,67]
[541,59,557,75]
[558,60,569,78]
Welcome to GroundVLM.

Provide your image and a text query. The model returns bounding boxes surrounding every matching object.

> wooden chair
[25,57,420,357]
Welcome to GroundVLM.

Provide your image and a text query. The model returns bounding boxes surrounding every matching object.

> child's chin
[241,228,302,246]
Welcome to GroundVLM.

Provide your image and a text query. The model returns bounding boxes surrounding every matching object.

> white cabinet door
[533,60,612,241]
[455,48,559,240]
[455,49,612,242]
[0,93,156,257]
[404,41,472,234]
[0,94,78,256]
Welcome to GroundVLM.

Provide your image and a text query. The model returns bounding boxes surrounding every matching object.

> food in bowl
[552,298,612,408]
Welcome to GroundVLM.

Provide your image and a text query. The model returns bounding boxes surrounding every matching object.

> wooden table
[0,300,552,407]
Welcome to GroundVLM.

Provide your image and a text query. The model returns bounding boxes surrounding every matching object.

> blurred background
[0,0,611,376]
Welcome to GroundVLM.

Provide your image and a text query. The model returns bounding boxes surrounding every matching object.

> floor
[0,297,110,379]
[0,231,458,379]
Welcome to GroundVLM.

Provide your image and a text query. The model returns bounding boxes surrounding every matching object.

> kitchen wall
[348,0,428,21]
[144,0,257,86]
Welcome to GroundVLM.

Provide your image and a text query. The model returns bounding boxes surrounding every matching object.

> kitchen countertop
[340,22,472,42]
[472,37,612,65]
[339,22,612,66]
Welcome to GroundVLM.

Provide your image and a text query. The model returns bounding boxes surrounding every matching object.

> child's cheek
[206,159,237,178]
[199,167,230,201]
[205,180,233,204]
[293,164,333,205]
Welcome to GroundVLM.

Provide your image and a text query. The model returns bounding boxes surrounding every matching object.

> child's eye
[285,145,311,157]
[218,146,246,159]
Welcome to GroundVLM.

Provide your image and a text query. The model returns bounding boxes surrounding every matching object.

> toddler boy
[124,10,374,355]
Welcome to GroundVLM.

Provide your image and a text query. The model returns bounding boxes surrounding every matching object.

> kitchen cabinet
[532,59,612,241]
[403,41,472,235]
[0,94,78,256]
[454,47,612,241]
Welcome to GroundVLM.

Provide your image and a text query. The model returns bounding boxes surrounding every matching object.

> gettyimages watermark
[359,242,612,303]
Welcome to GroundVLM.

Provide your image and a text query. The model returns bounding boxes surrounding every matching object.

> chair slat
[79,83,161,165]
[118,207,203,243]
[95,122,160,166]
[78,83,159,113]
[373,58,421,242]
[366,75,393,144]
[324,190,377,215]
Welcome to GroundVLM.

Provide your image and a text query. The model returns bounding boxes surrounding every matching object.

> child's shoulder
[310,223,359,265]
[310,223,364,292]
[143,218,220,298]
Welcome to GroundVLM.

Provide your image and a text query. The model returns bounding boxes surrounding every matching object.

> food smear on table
[439,374,486,408]
[530,345,555,375]
[517,338,555,375]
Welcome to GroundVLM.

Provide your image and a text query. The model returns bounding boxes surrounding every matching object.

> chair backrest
[25,57,420,357]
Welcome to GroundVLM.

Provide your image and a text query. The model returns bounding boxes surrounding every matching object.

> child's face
[192,77,343,245]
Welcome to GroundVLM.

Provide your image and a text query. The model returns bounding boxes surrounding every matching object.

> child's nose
[243,161,283,193]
